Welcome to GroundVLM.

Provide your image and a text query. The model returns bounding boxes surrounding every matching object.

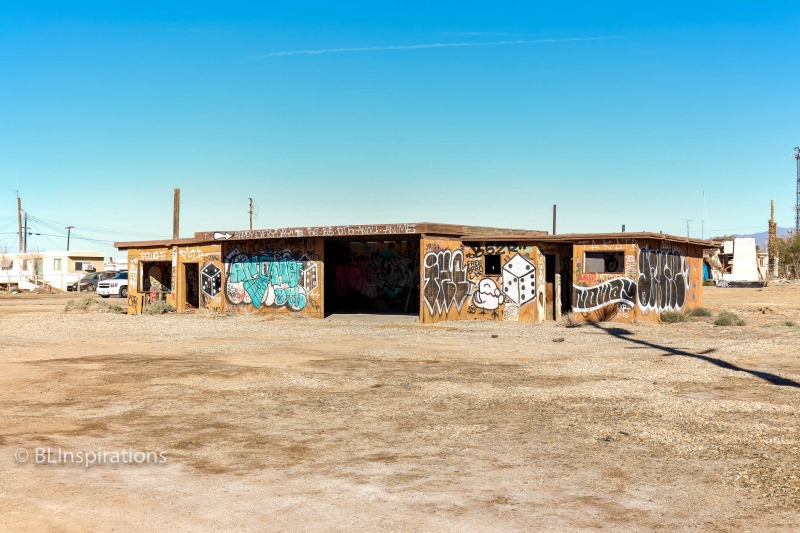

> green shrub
[687,307,712,317]
[715,311,745,327]
[142,301,175,314]
[660,311,687,323]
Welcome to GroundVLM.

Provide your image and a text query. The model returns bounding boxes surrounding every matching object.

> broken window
[583,251,624,274]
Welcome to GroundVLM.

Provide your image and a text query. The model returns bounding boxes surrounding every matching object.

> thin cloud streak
[261,36,620,57]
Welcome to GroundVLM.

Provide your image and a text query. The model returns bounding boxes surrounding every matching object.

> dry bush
[661,311,687,323]
[142,301,176,314]
[64,296,125,314]
[715,311,745,327]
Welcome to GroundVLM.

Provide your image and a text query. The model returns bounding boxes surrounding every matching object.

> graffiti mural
[370,252,414,298]
[226,248,308,311]
[501,253,536,306]
[334,265,374,298]
[201,263,222,298]
[573,277,637,312]
[423,249,470,315]
[637,247,690,312]
[223,241,319,313]
[471,278,503,317]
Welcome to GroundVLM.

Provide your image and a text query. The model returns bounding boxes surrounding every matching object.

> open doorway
[545,254,556,320]
[560,251,573,316]
[184,263,199,309]
[324,239,420,316]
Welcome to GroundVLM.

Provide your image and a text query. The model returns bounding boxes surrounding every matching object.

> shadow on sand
[591,323,800,388]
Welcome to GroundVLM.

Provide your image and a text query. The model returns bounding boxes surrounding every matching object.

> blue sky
[1,2,799,257]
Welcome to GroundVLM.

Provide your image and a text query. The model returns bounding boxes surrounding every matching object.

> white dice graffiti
[501,253,536,306]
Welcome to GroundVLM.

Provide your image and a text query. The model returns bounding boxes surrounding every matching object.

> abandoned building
[114,223,715,324]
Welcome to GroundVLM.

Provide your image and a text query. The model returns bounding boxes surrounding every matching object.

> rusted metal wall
[420,238,543,323]
[571,238,703,323]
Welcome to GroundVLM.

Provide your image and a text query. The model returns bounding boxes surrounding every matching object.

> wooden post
[552,204,557,235]
[173,189,180,239]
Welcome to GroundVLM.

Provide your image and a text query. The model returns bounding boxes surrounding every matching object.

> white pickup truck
[98,271,129,298]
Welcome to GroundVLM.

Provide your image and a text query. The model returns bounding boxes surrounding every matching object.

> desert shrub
[660,311,687,323]
[142,301,175,314]
[784,320,796,327]
[99,302,126,314]
[64,296,125,314]
[715,311,745,327]
[687,307,712,317]
[64,296,95,312]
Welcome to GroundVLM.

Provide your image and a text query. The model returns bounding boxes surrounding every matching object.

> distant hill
[722,227,793,250]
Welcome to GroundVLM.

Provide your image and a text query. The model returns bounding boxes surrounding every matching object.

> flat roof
[461,231,720,247]
[115,222,547,250]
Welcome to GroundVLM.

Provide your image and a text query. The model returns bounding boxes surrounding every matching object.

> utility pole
[794,147,800,233]
[552,204,557,235]
[23,212,28,253]
[173,188,180,239]
[683,218,694,238]
[17,197,23,252]
[66,226,74,251]
[249,197,253,231]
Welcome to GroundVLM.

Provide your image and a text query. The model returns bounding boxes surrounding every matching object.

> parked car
[68,271,117,292]
[98,271,128,298]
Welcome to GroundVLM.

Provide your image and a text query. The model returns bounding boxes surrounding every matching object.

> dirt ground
[1,285,800,531]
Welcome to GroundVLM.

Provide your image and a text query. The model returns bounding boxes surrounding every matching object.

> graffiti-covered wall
[325,241,419,314]
[420,238,544,323]
[221,238,323,318]
[126,244,225,314]
[571,239,703,323]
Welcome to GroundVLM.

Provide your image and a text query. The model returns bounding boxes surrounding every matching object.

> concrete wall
[571,238,703,323]
[420,237,544,323]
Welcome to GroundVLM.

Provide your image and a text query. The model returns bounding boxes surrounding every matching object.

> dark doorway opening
[324,239,420,316]
[545,254,556,320]
[561,252,573,315]
[185,263,199,309]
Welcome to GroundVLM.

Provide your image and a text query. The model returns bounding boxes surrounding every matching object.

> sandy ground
[1,285,800,531]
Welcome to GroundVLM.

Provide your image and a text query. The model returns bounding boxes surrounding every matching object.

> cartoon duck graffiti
[472,278,503,317]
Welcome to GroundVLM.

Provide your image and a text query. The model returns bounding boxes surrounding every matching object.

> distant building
[0,250,106,292]
[115,223,717,324]
[719,238,764,286]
